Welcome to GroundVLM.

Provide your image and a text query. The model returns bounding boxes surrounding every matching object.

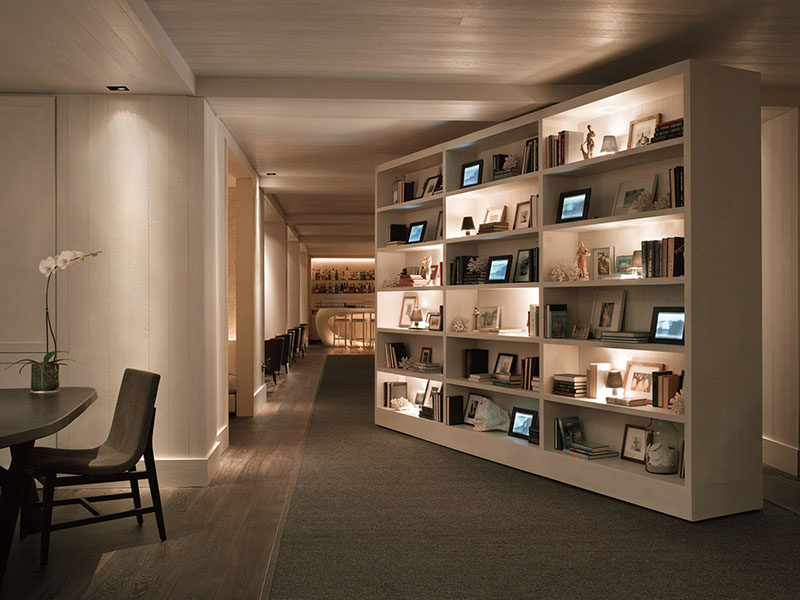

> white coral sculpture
[631,189,654,212]
[450,316,469,332]
[503,155,521,171]
[669,388,686,415]
[467,256,488,276]
[550,263,568,282]
[652,194,671,210]
[399,356,414,370]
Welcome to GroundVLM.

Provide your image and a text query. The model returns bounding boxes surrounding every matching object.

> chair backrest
[265,338,283,369]
[290,327,300,352]
[105,368,161,468]
[297,324,307,348]
[276,334,290,364]
[286,329,296,355]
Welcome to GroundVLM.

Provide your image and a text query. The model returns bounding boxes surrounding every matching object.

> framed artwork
[591,246,615,278]
[486,255,513,283]
[513,248,534,282]
[613,175,659,215]
[493,353,518,375]
[623,360,666,396]
[649,306,685,344]
[422,174,442,198]
[398,294,418,328]
[548,309,568,339]
[616,254,634,274]
[508,408,538,441]
[571,323,590,339]
[420,347,432,363]
[477,306,500,331]
[461,160,483,188]
[556,188,591,223]
[422,380,440,409]
[513,199,532,229]
[406,221,427,244]
[430,264,439,284]
[627,113,662,149]
[621,424,648,463]
[589,289,626,337]
[426,312,442,331]
[435,210,443,239]
[463,393,484,426]
[483,205,507,224]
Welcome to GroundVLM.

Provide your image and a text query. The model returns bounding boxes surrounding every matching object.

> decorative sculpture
[473,307,480,331]
[631,189,654,212]
[580,124,596,159]
[450,316,469,332]
[669,388,686,415]
[421,255,432,281]
[577,241,590,280]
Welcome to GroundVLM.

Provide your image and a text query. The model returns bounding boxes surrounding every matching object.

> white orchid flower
[56,250,74,270]
[38,256,56,277]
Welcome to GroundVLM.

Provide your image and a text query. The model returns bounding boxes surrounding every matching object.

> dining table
[0,387,96,588]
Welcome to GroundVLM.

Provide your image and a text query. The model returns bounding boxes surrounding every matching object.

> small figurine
[421,255,432,281]
[580,125,596,159]
[577,241,590,280]
[473,307,480,331]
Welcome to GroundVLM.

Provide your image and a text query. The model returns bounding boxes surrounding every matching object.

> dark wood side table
[0,387,96,588]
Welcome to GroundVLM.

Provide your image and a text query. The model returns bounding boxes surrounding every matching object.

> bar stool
[350,312,368,348]
[333,314,348,347]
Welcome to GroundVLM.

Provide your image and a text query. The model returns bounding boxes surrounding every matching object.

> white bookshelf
[374,60,762,521]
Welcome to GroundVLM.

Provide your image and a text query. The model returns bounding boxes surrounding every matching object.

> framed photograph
[548,309,568,338]
[483,205,507,225]
[556,188,591,223]
[513,248,535,283]
[426,312,442,331]
[621,424,648,463]
[422,174,442,198]
[589,289,626,337]
[406,220,427,244]
[420,347,432,363]
[477,306,500,331]
[613,175,659,215]
[435,210,443,239]
[493,353,518,376]
[486,255,513,283]
[508,407,538,441]
[571,323,590,339]
[422,380,440,409]
[414,391,425,405]
[513,199,532,230]
[430,264,439,284]
[623,360,666,396]
[627,113,662,149]
[590,246,615,279]
[461,160,483,188]
[616,254,634,274]
[463,393,484,426]
[398,294,418,328]
[649,306,685,345]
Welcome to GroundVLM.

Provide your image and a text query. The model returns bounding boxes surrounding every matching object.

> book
[528,304,540,337]
[588,362,611,399]
[464,348,489,378]
[388,223,408,242]
[553,373,588,382]
[546,304,568,338]
[651,370,673,407]
[569,440,610,453]
[554,416,584,450]
[562,449,620,460]
[469,373,491,381]
[606,395,649,407]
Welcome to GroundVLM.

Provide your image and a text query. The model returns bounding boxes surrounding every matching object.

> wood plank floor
[2,345,339,600]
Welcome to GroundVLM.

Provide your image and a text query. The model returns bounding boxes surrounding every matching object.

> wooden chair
[25,369,166,566]
[263,337,284,384]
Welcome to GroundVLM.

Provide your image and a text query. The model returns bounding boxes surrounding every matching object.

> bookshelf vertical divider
[374,60,761,521]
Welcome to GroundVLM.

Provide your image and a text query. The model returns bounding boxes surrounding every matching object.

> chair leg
[144,448,167,541]
[272,371,277,385]
[40,475,54,566]
[130,466,144,525]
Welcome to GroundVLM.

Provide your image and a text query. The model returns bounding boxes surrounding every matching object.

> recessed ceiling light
[265,172,277,176]
[106,85,129,92]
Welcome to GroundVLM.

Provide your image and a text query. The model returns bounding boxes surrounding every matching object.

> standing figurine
[421,255,432,282]
[580,124,596,159]
[473,307,480,331]
[577,241,590,280]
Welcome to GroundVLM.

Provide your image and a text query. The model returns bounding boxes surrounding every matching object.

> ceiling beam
[289,214,373,225]
[298,235,373,244]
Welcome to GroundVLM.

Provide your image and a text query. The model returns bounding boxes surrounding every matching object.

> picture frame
[493,353,518,375]
[435,210,443,240]
[406,220,427,244]
[483,205,507,225]
[571,323,590,339]
[589,289,626,337]
[420,347,432,363]
[398,294,418,328]
[426,312,442,331]
[463,393,484,426]
[430,264,439,285]
[513,199,532,230]
[556,188,591,223]
[613,175,659,215]
[508,407,538,441]
[621,424,648,463]
[623,360,666,397]
[422,380,440,409]
[486,254,513,283]
[590,246,615,279]
[460,160,483,188]
[627,113,662,150]
[422,174,442,198]
[616,254,634,274]
[477,306,500,331]
[547,307,568,339]
[513,248,534,283]
[649,306,686,345]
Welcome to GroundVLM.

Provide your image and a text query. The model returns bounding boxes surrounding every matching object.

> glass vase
[31,362,59,394]
[645,418,680,474]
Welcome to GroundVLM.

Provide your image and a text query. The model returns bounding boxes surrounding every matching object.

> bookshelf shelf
[377,367,444,381]
[375,60,761,521]
[378,286,443,292]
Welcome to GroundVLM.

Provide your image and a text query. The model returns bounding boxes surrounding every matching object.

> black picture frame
[508,407,538,440]
[406,220,427,244]
[513,248,534,282]
[486,254,513,283]
[422,174,442,198]
[493,352,518,375]
[460,159,483,188]
[556,188,591,223]
[649,306,685,344]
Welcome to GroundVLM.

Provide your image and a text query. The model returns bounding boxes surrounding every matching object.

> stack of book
[652,118,684,143]
[641,236,684,278]
[544,304,568,338]
[555,416,618,459]
[552,373,587,398]
[606,395,649,407]
[409,362,443,374]
[463,348,489,378]
[468,373,491,382]
[652,370,682,408]
[384,342,408,368]
[563,441,619,460]
[522,138,539,173]
[477,221,509,234]
[668,165,684,207]
[396,274,428,287]
[492,373,522,388]
[521,356,540,391]
[600,331,650,344]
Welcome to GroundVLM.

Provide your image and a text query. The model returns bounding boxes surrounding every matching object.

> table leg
[0,441,35,587]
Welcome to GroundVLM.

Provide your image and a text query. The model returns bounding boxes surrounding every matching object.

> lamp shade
[600,135,618,154]
[631,250,643,269]
[410,309,423,323]
[606,370,624,389]
[461,216,475,231]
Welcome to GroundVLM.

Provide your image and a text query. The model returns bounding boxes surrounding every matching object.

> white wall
[263,219,288,337]
[299,249,309,325]
[287,235,300,328]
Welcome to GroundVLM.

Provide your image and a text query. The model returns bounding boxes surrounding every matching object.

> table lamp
[606,370,624,395]
[461,216,476,236]
[410,308,424,329]
[631,250,643,278]
[600,135,618,155]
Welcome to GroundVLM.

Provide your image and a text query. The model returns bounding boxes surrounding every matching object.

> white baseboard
[763,436,800,476]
